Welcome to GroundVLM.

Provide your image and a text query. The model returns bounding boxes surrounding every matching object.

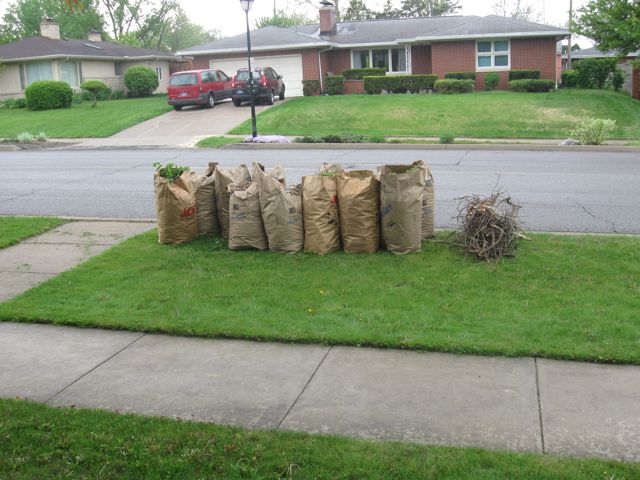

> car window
[170,73,198,86]
[218,71,229,81]
[236,70,262,81]
[200,72,210,83]
[209,71,220,81]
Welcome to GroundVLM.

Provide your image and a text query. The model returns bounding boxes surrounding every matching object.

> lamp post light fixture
[240,0,258,139]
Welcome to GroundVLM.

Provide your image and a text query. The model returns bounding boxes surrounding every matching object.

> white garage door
[210,54,304,97]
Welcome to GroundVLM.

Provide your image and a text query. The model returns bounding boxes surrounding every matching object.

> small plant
[570,118,616,145]
[110,90,126,100]
[439,133,455,144]
[324,75,344,95]
[302,80,321,96]
[2,97,27,109]
[36,132,47,141]
[16,132,34,144]
[611,69,624,91]
[153,162,190,182]
[484,73,500,91]
[80,80,109,107]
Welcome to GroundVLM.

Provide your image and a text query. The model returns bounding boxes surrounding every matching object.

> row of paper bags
[154,161,434,254]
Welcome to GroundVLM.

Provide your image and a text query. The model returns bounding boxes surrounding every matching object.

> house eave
[177,42,329,56]
[0,54,180,63]
[418,31,570,42]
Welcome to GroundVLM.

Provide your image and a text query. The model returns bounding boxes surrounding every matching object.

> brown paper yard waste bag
[380,164,423,254]
[228,182,268,250]
[412,161,435,239]
[302,163,342,255]
[154,171,198,244]
[337,170,380,253]
[214,164,251,239]
[252,162,303,253]
[188,162,219,236]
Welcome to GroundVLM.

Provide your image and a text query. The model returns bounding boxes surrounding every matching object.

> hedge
[561,69,578,88]
[25,80,73,110]
[363,74,438,94]
[507,79,555,92]
[573,58,619,89]
[433,79,475,94]
[302,80,321,96]
[508,69,540,80]
[124,65,159,97]
[445,71,476,80]
[324,75,344,95]
[484,72,500,91]
[343,68,386,80]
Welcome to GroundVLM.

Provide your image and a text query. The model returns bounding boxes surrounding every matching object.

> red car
[167,69,232,111]
[231,67,285,106]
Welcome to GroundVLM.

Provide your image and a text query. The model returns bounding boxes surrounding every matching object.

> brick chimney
[319,1,336,35]
[88,30,102,42]
[40,18,60,40]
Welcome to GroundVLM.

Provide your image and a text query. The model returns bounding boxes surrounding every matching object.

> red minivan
[167,69,233,111]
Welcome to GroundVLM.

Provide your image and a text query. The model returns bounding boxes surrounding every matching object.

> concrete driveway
[75,99,279,149]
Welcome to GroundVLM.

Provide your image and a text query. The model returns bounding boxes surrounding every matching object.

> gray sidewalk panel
[0,323,143,402]
[24,221,155,245]
[0,242,110,274]
[49,335,329,429]
[538,358,640,462]
[0,271,55,302]
[280,347,541,453]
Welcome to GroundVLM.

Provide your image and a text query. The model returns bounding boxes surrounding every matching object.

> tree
[396,0,460,18]
[0,0,104,44]
[297,0,340,20]
[573,0,640,56]
[493,0,540,22]
[255,9,313,28]
[343,0,376,21]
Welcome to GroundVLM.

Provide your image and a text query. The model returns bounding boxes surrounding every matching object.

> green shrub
[574,58,617,89]
[484,73,500,91]
[507,79,555,92]
[324,75,344,95]
[16,131,34,143]
[2,97,27,109]
[561,69,578,88]
[302,80,321,96]
[611,69,624,91]
[343,68,386,80]
[433,79,475,94]
[72,93,84,104]
[80,80,110,107]
[508,69,540,80]
[24,80,73,110]
[445,71,476,80]
[36,132,47,141]
[110,90,126,100]
[570,118,616,145]
[124,65,159,97]
[439,133,455,144]
[363,74,438,94]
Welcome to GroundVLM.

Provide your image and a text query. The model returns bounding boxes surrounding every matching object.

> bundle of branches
[455,192,526,261]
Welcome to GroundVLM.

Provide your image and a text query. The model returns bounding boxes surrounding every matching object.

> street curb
[221,143,640,153]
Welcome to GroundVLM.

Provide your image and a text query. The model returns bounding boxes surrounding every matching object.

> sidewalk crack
[44,333,146,405]
[534,357,546,454]
[276,346,332,430]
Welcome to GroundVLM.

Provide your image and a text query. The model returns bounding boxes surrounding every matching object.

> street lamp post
[240,0,258,139]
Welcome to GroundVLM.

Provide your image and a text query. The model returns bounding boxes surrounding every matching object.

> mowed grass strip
[229,89,640,139]
[0,216,66,249]
[0,97,172,138]
[1,231,639,364]
[196,136,244,148]
[2,399,638,479]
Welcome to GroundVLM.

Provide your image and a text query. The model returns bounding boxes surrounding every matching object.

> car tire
[266,90,274,105]
[207,93,215,108]
[173,105,182,111]
[233,99,241,107]
[279,88,285,101]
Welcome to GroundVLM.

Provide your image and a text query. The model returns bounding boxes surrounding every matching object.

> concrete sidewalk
[0,220,155,302]
[1,321,639,463]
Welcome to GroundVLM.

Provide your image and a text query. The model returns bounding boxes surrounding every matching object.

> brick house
[178,3,569,96]
[0,19,182,99]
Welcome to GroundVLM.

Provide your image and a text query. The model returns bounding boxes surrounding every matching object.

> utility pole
[567,0,573,69]
[274,0,277,18]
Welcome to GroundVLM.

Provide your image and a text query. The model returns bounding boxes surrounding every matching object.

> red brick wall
[411,45,432,74]
[343,80,365,94]
[633,67,640,100]
[328,50,351,75]
[511,37,557,82]
[431,41,476,79]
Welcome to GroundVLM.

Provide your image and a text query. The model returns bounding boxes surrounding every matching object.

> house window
[350,47,409,73]
[114,62,123,75]
[476,40,510,71]
[156,66,163,80]
[59,61,80,87]
[25,62,53,86]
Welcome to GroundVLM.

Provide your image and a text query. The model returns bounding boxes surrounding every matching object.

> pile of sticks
[455,192,526,261]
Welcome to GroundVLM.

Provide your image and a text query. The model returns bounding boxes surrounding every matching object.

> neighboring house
[177,3,569,96]
[0,19,182,99]
[562,47,640,99]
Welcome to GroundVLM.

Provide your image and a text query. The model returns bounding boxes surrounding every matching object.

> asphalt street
[1,148,639,233]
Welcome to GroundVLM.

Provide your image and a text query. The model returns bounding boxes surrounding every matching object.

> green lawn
[2,231,639,364]
[230,89,640,139]
[0,97,172,138]
[0,216,66,249]
[196,135,243,148]
[1,399,638,479]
